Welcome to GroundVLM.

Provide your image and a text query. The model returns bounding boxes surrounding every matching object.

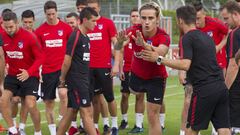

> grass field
[0,76,211,135]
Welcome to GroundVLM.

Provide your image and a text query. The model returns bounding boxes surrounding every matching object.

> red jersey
[1,28,43,77]
[35,20,72,74]
[130,25,170,80]
[197,16,228,68]
[123,26,134,72]
[87,17,117,68]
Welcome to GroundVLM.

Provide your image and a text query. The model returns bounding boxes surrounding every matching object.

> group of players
[0,0,239,135]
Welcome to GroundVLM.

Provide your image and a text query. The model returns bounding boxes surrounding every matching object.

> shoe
[103,125,111,135]
[19,129,26,135]
[119,120,128,130]
[78,125,86,134]
[111,127,118,135]
[68,126,79,135]
[161,126,165,132]
[128,125,144,134]
[7,131,20,135]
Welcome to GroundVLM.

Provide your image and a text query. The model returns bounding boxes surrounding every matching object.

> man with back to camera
[140,5,231,135]
[35,1,72,135]
[56,7,99,135]
[0,11,43,135]
[220,1,240,134]
[87,0,121,134]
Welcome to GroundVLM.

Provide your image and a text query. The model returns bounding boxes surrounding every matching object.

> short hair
[139,2,161,18]
[222,0,240,14]
[130,7,138,15]
[2,11,17,22]
[1,8,12,16]
[44,0,57,12]
[193,1,203,12]
[66,12,79,19]
[87,0,99,4]
[176,5,196,25]
[79,7,98,23]
[236,0,240,2]
[21,10,35,20]
[76,0,87,6]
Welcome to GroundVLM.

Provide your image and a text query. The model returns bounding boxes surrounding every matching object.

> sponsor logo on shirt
[98,24,103,30]
[4,44,9,46]
[6,51,23,59]
[58,30,63,36]
[128,43,132,49]
[207,31,213,37]
[87,33,103,41]
[83,53,90,61]
[45,39,63,47]
[18,41,24,49]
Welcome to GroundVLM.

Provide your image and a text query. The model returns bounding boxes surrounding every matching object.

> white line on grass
[25,91,183,127]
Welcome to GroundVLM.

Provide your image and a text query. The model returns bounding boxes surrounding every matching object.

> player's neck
[143,27,157,38]
[183,24,196,34]
[47,18,59,25]
[79,25,87,35]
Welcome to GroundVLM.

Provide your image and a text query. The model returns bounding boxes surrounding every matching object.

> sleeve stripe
[229,28,237,58]
[179,36,183,58]
[71,31,80,56]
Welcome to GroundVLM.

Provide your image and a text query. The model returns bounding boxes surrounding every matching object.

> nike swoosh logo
[43,33,50,36]
[105,73,110,76]
[33,91,38,94]
[154,98,161,101]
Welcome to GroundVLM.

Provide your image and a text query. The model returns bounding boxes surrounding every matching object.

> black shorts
[129,73,166,105]
[4,75,39,98]
[41,70,60,100]
[120,71,131,93]
[229,70,240,127]
[89,68,114,102]
[187,82,230,131]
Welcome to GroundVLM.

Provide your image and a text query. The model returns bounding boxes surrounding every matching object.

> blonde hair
[139,2,162,18]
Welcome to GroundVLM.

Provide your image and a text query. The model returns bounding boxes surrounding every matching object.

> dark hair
[66,12,79,19]
[44,0,57,12]
[87,0,99,4]
[76,0,87,6]
[139,2,161,18]
[236,0,240,2]
[130,7,138,15]
[193,1,203,12]
[80,7,98,23]
[222,0,240,14]
[176,5,196,25]
[21,10,35,20]
[1,8,12,16]
[2,11,17,22]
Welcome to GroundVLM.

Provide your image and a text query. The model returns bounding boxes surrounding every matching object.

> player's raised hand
[17,69,29,82]
[132,30,145,47]
[115,30,132,50]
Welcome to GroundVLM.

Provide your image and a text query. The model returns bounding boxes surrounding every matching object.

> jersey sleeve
[159,33,170,47]
[66,31,78,57]
[227,29,240,58]
[182,34,193,60]
[0,34,3,47]
[27,34,44,76]
[108,20,117,38]
[215,20,228,35]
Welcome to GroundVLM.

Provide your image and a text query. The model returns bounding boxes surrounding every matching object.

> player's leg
[11,96,20,127]
[57,87,68,121]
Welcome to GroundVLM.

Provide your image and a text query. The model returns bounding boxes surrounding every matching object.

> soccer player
[56,7,99,135]
[87,0,120,134]
[76,0,87,13]
[35,1,72,135]
[0,11,43,135]
[65,12,79,30]
[221,1,240,134]
[141,5,231,135]
[119,2,170,135]
[21,10,35,32]
[0,9,12,34]
[119,7,141,131]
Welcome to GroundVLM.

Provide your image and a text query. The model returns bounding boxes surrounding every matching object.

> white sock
[19,123,25,130]
[58,115,63,121]
[12,117,17,127]
[103,117,110,126]
[34,131,42,135]
[71,121,77,128]
[48,124,56,135]
[9,126,18,134]
[94,123,98,129]
[111,117,118,128]
[80,119,84,128]
[160,113,165,128]
[122,114,128,122]
[180,130,185,135]
[211,124,217,135]
[135,113,143,128]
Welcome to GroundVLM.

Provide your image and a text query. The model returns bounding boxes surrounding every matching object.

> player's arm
[216,35,228,53]
[178,70,187,85]
[235,49,240,66]
[0,47,5,90]
[59,55,72,87]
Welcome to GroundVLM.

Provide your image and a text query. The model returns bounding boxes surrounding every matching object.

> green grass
[0,76,211,135]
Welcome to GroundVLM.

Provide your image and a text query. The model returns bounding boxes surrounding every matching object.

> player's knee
[122,93,129,99]
[104,93,114,102]
[58,89,67,99]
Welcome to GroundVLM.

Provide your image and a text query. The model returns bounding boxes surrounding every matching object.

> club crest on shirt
[18,41,24,49]
[58,30,63,36]
[207,31,213,37]
[147,40,152,45]
[98,24,103,30]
